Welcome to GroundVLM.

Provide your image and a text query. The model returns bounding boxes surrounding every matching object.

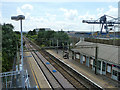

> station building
[70,1,120,82]
[71,39,120,82]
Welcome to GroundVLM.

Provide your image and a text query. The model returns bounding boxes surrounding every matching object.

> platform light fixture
[11,15,25,88]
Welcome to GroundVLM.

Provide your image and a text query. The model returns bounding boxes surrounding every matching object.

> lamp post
[11,15,25,88]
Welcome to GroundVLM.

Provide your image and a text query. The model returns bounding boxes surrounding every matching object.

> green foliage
[28,29,36,36]
[51,31,69,47]
[55,31,69,41]
[37,30,56,46]
[27,29,70,47]
[2,23,20,72]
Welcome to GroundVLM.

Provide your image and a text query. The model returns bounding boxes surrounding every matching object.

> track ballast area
[25,37,103,90]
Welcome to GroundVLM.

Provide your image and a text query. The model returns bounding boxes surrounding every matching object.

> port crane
[82,15,120,34]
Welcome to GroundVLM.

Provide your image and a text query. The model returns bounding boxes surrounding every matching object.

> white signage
[107,65,111,73]
[76,54,79,59]
[83,56,85,62]
[91,59,93,65]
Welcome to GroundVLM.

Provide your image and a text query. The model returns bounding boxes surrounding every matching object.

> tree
[28,29,37,36]
[2,23,20,72]
[53,31,69,47]
[33,29,36,35]
[27,29,70,47]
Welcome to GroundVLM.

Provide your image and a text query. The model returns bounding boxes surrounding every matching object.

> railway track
[25,37,103,90]
[39,50,103,89]
[26,42,75,89]
[38,49,88,89]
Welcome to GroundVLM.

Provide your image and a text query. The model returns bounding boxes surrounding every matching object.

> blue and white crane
[82,15,120,34]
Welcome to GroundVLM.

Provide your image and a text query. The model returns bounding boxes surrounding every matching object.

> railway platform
[23,51,50,88]
[46,49,119,89]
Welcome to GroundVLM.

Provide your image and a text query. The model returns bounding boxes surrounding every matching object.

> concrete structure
[35,28,51,33]
[71,40,120,82]
[68,31,92,38]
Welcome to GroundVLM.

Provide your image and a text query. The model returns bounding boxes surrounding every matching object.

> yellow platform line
[28,58,40,89]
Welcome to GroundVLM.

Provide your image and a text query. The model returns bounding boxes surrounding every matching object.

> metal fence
[0,69,30,88]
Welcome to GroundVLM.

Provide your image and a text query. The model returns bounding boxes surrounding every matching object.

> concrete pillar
[88,57,90,67]
[86,56,87,66]
[104,62,106,75]
[79,53,81,62]
[80,55,83,64]
[100,61,103,74]
[92,59,95,71]
[72,51,74,60]
[74,52,76,60]
[86,57,89,67]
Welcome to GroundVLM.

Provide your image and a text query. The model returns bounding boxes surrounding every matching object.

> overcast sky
[0,0,119,32]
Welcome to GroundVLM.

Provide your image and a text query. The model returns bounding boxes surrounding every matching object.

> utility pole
[68,41,70,51]
[57,39,58,54]
[113,26,116,45]
[95,45,98,75]
[52,39,54,47]
[62,42,64,55]
[91,18,93,37]
[92,25,94,38]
